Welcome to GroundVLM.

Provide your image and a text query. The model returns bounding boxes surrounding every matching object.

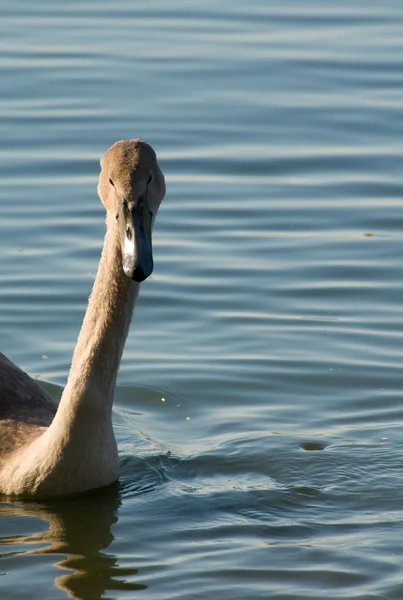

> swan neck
[60,211,139,413]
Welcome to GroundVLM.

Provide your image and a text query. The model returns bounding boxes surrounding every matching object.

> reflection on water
[0,486,145,599]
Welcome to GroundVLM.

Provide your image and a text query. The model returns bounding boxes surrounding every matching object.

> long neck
[57,212,139,422]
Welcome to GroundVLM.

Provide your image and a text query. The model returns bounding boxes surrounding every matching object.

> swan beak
[118,200,153,282]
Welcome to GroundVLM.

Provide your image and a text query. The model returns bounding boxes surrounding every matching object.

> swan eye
[109,178,114,186]
[147,174,152,184]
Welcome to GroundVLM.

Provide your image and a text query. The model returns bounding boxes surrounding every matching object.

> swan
[0,139,166,498]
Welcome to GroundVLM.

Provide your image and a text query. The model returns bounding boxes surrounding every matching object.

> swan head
[97,139,166,282]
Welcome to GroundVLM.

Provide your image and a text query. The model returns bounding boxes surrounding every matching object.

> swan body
[0,139,165,498]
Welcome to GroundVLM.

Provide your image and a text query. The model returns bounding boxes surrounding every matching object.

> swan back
[0,353,56,463]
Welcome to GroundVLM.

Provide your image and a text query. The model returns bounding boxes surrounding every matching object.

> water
[1,1,403,598]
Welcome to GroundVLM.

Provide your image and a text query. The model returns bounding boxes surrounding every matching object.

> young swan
[0,139,166,498]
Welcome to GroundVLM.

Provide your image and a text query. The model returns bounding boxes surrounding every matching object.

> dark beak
[118,199,153,282]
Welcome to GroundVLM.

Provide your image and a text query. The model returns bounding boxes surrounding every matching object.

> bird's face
[98,139,166,282]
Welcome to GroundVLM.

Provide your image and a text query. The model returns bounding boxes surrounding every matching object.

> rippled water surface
[1,1,403,598]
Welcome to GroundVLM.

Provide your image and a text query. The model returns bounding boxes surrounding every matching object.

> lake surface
[1,1,403,598]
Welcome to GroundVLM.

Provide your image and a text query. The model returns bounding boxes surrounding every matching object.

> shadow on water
[0,484,146,600]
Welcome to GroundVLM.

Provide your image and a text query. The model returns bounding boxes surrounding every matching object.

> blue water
[1,1,403,598]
